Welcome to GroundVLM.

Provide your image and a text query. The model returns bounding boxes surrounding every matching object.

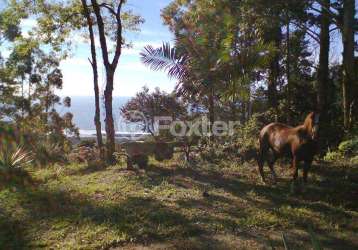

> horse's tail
[257,130,268,167]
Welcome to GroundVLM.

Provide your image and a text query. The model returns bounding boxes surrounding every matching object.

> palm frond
[140,42,188,80]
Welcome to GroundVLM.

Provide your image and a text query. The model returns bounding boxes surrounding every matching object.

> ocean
[59,96,149,140]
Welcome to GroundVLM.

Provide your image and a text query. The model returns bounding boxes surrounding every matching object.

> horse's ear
[314,113,320,124]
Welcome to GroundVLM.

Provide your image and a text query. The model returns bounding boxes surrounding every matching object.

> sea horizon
[58,96,133,131]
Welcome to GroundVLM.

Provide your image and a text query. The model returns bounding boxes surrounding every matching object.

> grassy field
[0,156,357,249]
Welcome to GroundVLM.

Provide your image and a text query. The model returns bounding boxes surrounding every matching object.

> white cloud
[61,58,90,68]
[58,38,175,97]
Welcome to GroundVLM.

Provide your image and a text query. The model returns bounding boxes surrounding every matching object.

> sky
[4,0,357,98]
[30,0,176,97]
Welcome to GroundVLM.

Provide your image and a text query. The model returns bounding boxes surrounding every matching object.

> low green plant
[338,137,358,156]
[324,137,358,162]
[350,155,358,164]
[68,145,99,164]
[0,141,32,171]
[323,150,343,162]
[35,143,67,166]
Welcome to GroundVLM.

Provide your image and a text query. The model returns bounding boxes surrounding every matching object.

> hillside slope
[1,158,357,249]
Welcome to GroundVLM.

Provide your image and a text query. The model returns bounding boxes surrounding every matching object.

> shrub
[130,154,149,168]
[231,114,262,162]
[68,145,99,164]
[323,150,343,162]
[338,137,358,157]
[0,139,33,185]
[0,141,33,171]
[78,139,96,148]
[350,155,358,164]
[324,137,358,162]
[34,143,67,166]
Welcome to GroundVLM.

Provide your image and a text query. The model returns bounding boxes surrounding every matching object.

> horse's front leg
[303,160,312,183]
[268,154,278,184]
[291,156,299,181]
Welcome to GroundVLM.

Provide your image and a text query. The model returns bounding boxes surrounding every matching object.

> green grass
[0,156,357,249]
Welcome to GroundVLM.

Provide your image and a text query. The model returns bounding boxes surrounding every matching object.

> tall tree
[341,0,356,130]
[90,0,124,163]
[79,0,142,163]
[287,0,336,146]
[267,20,281,111]
[317,0,331,138]
[80,0,104,161]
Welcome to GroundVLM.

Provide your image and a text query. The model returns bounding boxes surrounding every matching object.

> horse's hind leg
[268,154,278,184]
[258,162,265,183]
[257,144,267,183]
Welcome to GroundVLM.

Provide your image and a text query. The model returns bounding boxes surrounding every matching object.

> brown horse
[257,112,320,184]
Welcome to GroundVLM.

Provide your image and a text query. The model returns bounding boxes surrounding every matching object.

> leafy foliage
[140,42,188,80]
[121,86,188,135]
[338,137,358,157]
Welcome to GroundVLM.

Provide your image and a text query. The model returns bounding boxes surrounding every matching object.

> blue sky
[59,0,175,97]
[4,0,356,97]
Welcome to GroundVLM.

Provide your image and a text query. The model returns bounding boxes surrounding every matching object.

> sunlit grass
[0,157,357,249]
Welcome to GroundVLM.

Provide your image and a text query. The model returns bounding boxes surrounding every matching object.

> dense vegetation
[0,0,357,249]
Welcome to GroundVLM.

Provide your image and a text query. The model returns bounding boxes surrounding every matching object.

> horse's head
[305,112,320,140]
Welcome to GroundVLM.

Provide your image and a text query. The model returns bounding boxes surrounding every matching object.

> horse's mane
[301,112,315,136]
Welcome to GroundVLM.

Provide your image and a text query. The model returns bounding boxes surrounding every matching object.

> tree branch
[98,3,117,16]
[308,1,339,26]
[90,0,110,69]
[111,0,125,69]
[291,21,320,43]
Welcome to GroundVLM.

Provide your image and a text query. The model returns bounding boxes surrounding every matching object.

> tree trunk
[317,0,330,152]
[286,15,291,124]
[208,86,215,137]
[104,71,116,163]
[91,0,124,164]
[342,0,355,130]
[93,66,105,161]
[81,0,105,161]
[267,24,281,111]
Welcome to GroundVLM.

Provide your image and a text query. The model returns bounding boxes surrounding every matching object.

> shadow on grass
[1,160,357,249]
[66,163,108,176]
[0,211,27,250]
[139,161,358,249]
[1,186,209,248]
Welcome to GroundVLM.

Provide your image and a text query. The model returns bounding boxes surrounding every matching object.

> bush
[35,143,67,166]
[338,137,358,157]
[0,140,32,171]
[0,139,33,185]
[78,139,96,148]
[68,145,100,164]
[323,137,358,162]
[131,154,149,168]
[323,150,344,162]
[350,155,358,164]
[231,114,262,162]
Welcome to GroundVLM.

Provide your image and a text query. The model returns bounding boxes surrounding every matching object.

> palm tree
[140,42,219,129]
[140,42,188,81]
